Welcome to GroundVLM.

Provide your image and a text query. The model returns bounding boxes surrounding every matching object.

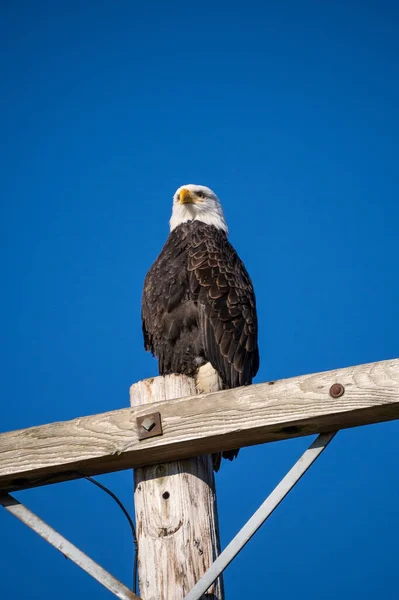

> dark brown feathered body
[142,221,259,386]
[142,221,259,467]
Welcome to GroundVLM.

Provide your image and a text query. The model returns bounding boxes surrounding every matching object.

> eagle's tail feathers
[195,362,240,471]
[222,448,240,462]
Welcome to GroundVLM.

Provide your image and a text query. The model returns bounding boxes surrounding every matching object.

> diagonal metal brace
[184,431,337,600]
[0,493,141,600]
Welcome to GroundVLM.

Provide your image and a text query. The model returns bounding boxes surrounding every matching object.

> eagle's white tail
[195,362,228,472]
[195,362,222,394]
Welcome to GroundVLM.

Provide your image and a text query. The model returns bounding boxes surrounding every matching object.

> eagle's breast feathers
[142,221,259,388]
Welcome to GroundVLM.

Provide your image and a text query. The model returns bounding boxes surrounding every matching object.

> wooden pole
[130,374,224,600]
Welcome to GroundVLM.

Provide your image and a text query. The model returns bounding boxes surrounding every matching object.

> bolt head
[136,412,162,440]
[330,383,345,398]
[141,417,156,432]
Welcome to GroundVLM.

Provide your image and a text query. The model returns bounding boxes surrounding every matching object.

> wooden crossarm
[0,358,398,492]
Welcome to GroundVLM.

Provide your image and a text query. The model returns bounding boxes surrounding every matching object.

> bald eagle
[142,184,259,470]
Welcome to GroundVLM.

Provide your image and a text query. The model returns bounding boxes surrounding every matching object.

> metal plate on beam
[136,412,162,440]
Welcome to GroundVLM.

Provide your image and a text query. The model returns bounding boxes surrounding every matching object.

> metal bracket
[0,493,141,600]
[184,431,337,600]
[136,412,162,440]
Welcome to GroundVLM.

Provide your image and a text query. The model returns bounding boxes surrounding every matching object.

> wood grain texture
[132,375,223,600]
[0,358,398,491]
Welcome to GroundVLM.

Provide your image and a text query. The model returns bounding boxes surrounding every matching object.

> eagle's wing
[188,229,259,388]
[141,232,189,367]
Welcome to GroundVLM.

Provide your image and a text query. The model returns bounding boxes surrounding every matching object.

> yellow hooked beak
[179,188,195,204]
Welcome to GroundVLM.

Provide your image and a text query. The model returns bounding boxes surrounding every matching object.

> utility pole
[130,374,224,600]
[1,359,399,596]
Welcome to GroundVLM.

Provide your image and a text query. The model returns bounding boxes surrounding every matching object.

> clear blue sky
[1,1,398,598]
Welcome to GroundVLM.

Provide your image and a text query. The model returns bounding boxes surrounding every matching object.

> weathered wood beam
[0,358,398,492]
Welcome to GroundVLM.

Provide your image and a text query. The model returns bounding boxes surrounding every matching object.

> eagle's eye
[196,191,205,199]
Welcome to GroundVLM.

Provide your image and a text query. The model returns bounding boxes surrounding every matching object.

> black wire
[79,473,139,595]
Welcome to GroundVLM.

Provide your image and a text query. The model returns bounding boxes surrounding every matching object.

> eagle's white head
[169,184,228,233]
